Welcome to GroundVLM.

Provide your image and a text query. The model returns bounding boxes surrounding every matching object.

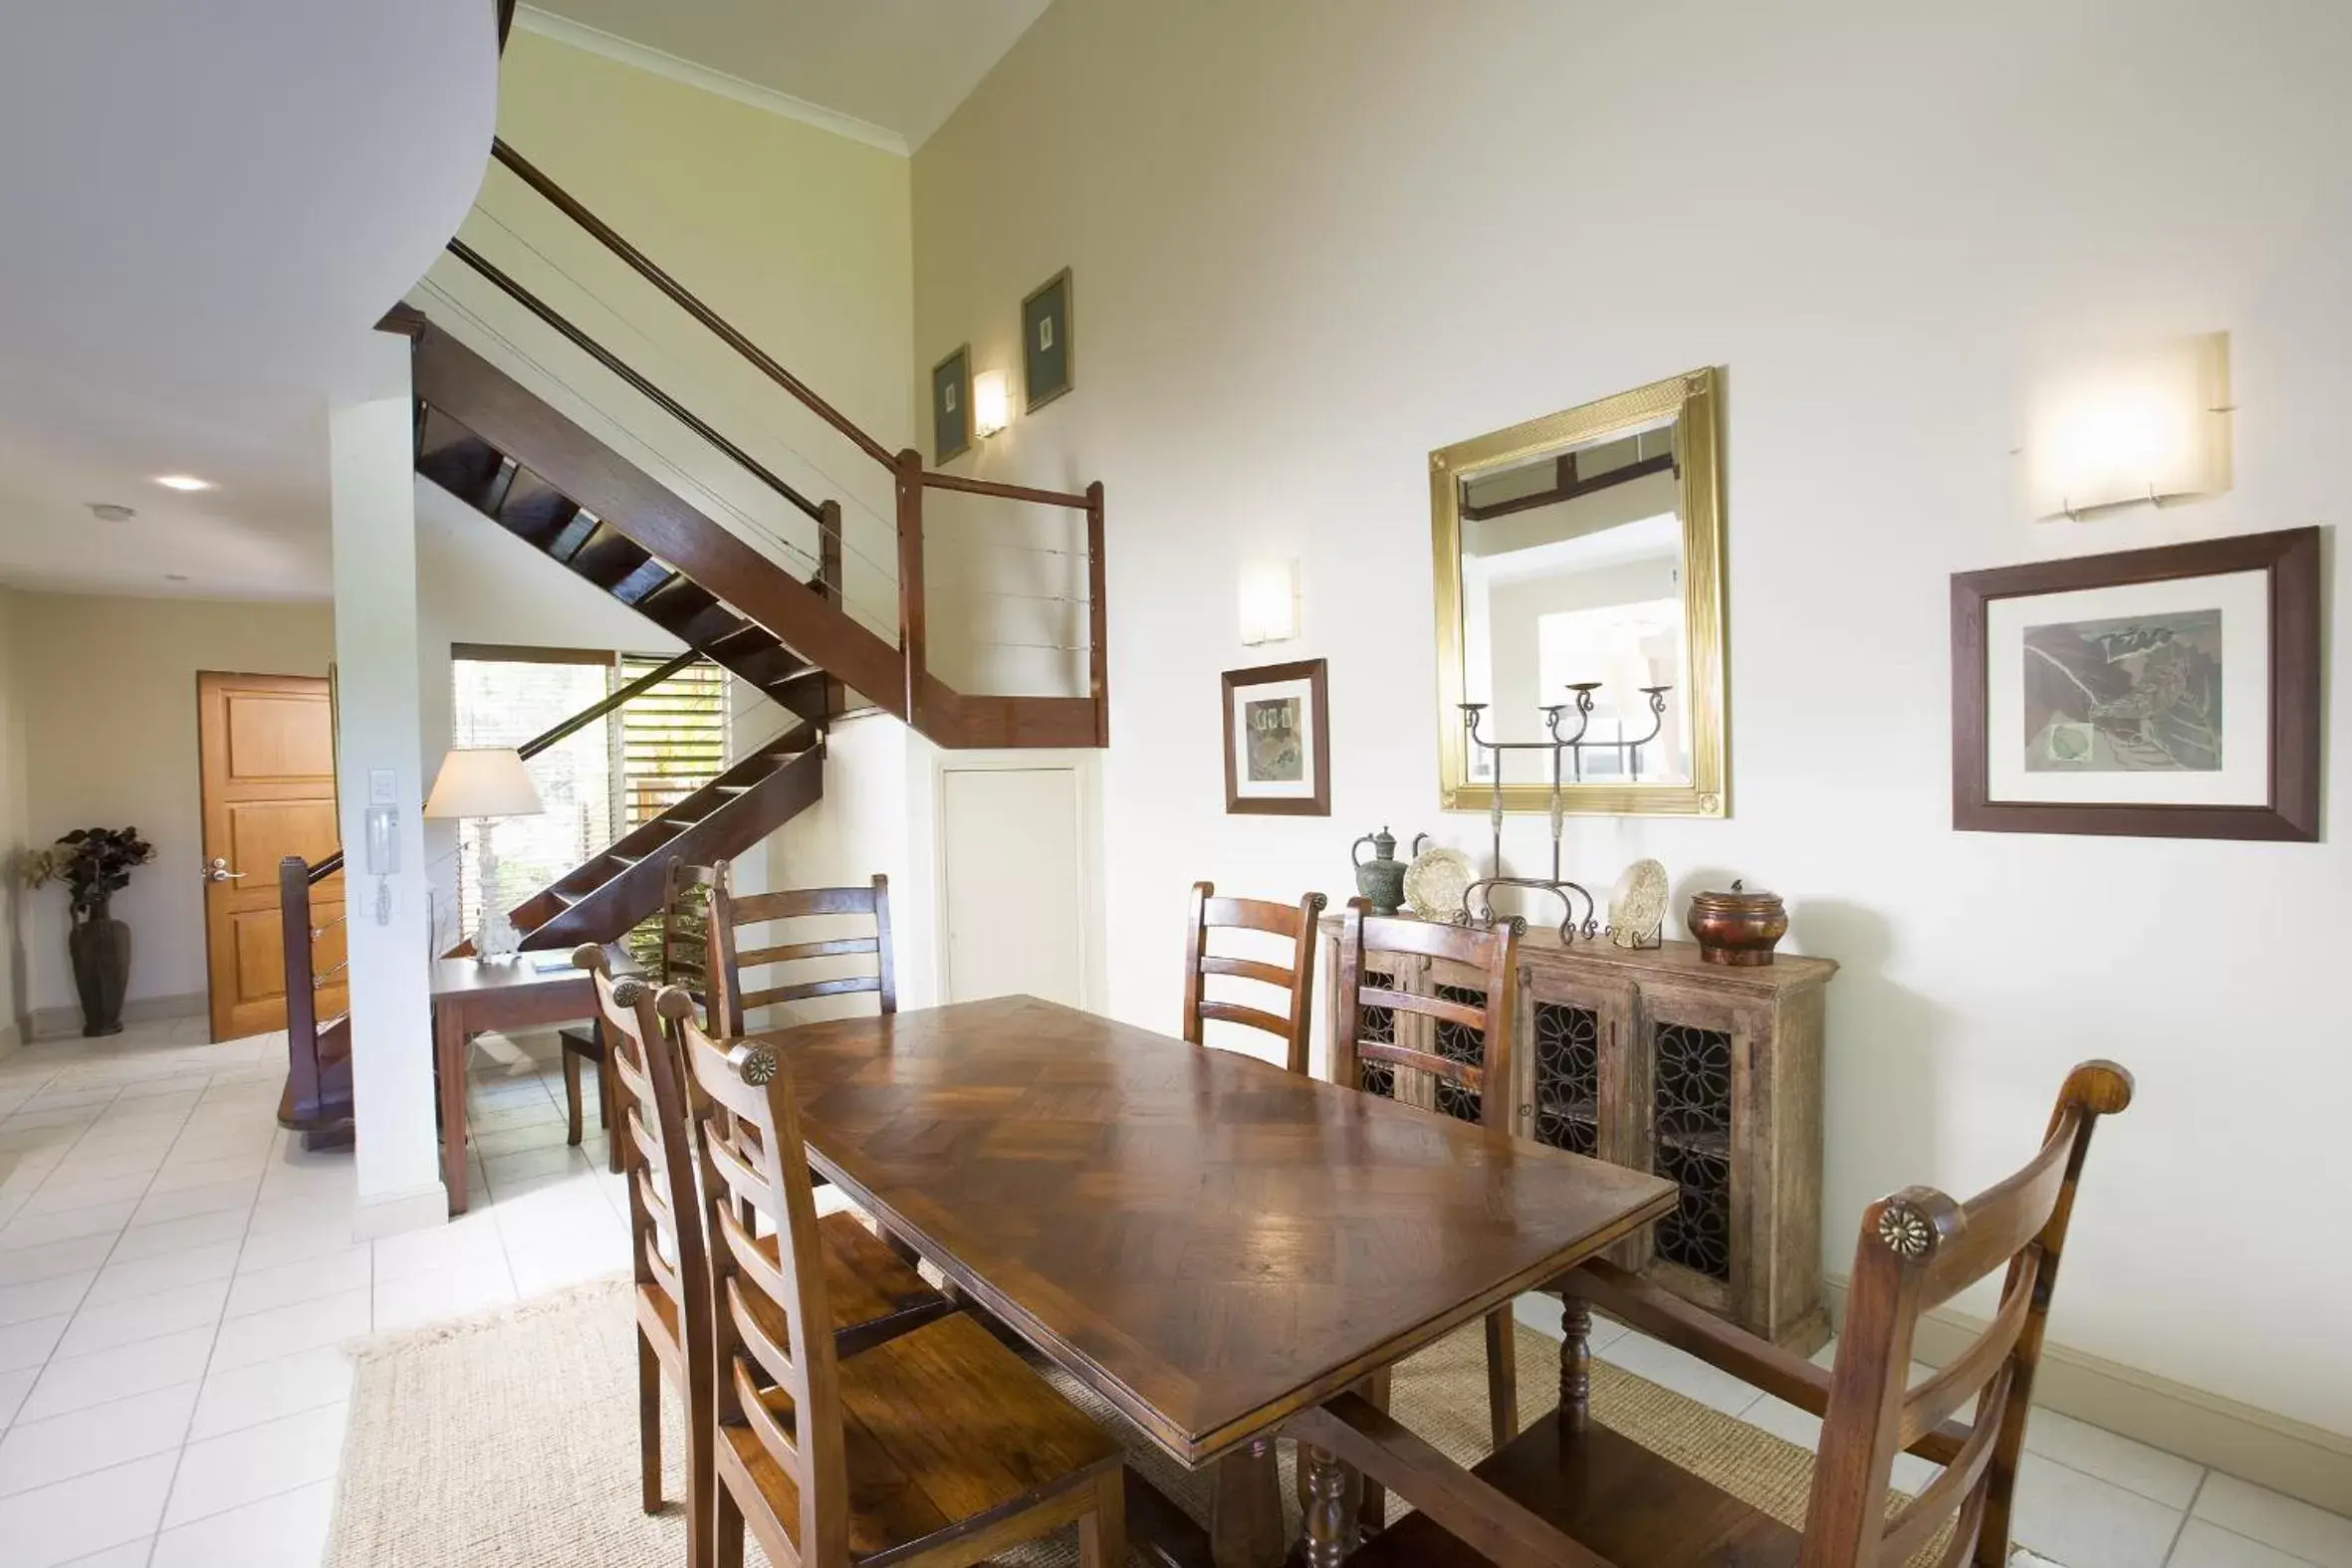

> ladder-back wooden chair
[1331,899,1525,1466]
[571,948,952,1568]
[661,858,724,1021]
[1180,881,1327,1075]
[1341,1060,2137,1568]
[706,860,894,1038]
[676,997,1129,1568]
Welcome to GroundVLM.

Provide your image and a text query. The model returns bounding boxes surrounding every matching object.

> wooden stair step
[414,409,504,500]
[610,560,675,606]
[547,511,599,561]
[494,475,583,547]
[570,525,653,588]
[639,575,717,627]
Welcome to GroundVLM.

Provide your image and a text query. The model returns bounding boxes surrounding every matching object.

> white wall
[5,592,335,1029]
[0,590,29,1046]
[911,0,2352,1435]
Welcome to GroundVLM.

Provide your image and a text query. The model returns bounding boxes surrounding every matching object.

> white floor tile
[506,1230,626,1297]
[209,1287,368,1373]
[0,1364,37,1426]
[2194,1471,2352,1567]
[83,1241,242,1307]
[161,1402,346,1529]
[17,1172,153,1217]
[54,1277,228,1358]
[54,1538,156,1567]
[2009,1453,2187,1568]
[187,1344,353,1442]
[0,1311,70,1372]
[146,1155,266,1196]
[0,1203,138,1252]
[372,1256,516,1332]
[151,1476,337,1568]
[0,1451,177,1567]
[0,1234,117,1288]
[2170,1519,2330,1568]
[0,1382,200,1496]
[2018,1407,2206,1509]
[0,1270,95,1329]
[369,1212,504,1282]
[225,1247,370,1320]
[19,1326,216,1423]
[234,1217,357,1273]
[128,1177,259,1229]
[109,1208,249,1263]
[1592,1326,1766,1417]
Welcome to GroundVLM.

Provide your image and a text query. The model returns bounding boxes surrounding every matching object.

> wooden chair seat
[1343,1418,1802,1568]
[632,1212,948,1372]
[719,1310,1124,1567]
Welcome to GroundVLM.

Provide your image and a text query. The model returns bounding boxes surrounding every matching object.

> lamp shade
[423,748,544,819]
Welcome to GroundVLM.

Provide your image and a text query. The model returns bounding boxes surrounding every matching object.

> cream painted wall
[7,593,335,1027]
[0,591,30,1046]
[911,0,2352,1434]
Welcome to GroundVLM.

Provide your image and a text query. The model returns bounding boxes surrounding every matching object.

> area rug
[326,1277,1987,1566]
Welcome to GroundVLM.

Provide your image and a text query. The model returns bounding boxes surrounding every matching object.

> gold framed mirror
[1432,366,1727,816]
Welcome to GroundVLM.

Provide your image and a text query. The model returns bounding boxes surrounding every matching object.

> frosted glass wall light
[2027,333,2232,519]
[972,369,1011,438]
[1238,558,1298,645]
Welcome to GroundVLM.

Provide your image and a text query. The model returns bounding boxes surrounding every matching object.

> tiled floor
[0,1019,2345,1568]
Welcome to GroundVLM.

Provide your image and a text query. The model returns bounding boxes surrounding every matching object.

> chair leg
[563,1049,585,1147]
[1077,1465,1126,1568]
[1357,1367,1391,1534]
[1559,1292,1592,1432]
[714,1474,745,1568]
[636,1333,662,1514]
[1484,1306,1519,1450]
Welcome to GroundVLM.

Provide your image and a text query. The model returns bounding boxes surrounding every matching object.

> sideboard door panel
[1636,982,1774,1328]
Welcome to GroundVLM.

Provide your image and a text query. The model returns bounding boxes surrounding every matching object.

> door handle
[203,857,246,883]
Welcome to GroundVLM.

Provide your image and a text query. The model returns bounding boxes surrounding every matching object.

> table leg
[1209,1438,1284,1568]
[1300,1445,1357,1568]
[436,1009,470,1216]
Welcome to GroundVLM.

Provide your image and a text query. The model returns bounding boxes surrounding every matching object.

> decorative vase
[1687,880,1788,967]
[1351,826,1409,916]
[69,912,131,1035]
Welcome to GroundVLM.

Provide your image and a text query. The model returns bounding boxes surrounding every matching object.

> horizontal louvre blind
[450,657,611,946]
[619,657,731,828]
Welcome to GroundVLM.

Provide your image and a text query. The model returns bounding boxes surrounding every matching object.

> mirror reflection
[1457,415,1692,787]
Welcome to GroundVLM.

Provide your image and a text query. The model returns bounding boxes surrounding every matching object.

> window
[449,648,731,942]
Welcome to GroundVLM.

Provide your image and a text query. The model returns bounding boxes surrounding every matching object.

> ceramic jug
[1351,826,1408,916]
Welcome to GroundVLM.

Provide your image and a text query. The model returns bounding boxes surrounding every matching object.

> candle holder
[1456,684,1673,943]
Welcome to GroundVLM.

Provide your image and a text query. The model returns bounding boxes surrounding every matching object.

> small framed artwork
[1951,526,2319,840]
[1022,268,1073,412]
[1223,658,1330,815]
[931,344,973,465]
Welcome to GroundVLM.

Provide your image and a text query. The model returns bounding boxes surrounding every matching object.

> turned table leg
[1301,1445,1357,1568]
[1559,1293,1592,1431]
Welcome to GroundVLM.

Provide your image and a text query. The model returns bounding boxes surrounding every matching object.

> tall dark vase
[69,910,131,1037]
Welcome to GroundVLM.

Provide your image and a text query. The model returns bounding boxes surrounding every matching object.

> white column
[330,329,443,1237]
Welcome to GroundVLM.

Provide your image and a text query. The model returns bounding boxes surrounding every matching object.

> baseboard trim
[353,1183,450,1241]
[1825,1274,2352,1516]
[25,991,206,1041]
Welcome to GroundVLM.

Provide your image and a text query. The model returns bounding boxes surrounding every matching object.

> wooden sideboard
[1319,917,1834,1353]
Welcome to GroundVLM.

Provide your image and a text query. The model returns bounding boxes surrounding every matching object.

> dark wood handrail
[445,238,827,524]
[488,137,896,470]
[280,857,323,1108]
[305,649,711,884]
[919,470,1092,510]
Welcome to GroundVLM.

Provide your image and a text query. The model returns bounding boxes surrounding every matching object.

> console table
[1319,918,1834,1352]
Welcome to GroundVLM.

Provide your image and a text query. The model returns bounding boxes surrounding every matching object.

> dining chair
[705,860,894,1038]
[1332,898,1524,1458]
[1341,1060,2138,1568]
[570,947,954,1568]
[675,995,1129,1568]
[559,862,723,1157]
[1180,881,1327,1074]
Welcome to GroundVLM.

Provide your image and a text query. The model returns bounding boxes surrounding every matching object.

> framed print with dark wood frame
[930,343,972,465]
[1223,658,1329,815]
[1022,268,1073,412]
[1952,526,2319,841]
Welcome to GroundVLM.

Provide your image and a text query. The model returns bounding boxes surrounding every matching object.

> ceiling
[0,3,498,601]
[521,0,1054,151]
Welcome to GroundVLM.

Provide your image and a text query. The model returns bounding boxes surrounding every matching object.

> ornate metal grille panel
[1357,967,1397,1099]
[1531,1001,1600,1156]
[1652,1021,1733,1280]
[1430,983,1486,1125]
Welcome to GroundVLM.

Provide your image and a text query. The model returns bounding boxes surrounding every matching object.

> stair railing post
[894,448,927,731]
[279,856,321,1122]
[1086,480,1108,746]
[819,498,845,723]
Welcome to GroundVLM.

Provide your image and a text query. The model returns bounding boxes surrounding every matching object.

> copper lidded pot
[1687,880,1787,967]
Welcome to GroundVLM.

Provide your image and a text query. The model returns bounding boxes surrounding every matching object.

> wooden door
[197,673,343,1041]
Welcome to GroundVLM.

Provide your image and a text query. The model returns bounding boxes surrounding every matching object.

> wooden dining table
[750,992,1679,1568]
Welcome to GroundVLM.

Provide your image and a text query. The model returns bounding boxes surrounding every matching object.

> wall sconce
[2026,332,2232,519]
[972,369,1011,438]
[1238,558,1298,645]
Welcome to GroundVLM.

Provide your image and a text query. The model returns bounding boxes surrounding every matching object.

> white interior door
[938,765,1085,1006]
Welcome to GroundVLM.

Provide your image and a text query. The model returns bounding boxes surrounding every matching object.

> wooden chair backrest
[1180,881,1327,1074]
[705,859,895,1038]
[660,859,724,1011]
[677,996,849,1560]
[574,946,708,1344]
[1332,899,1521,1135]
[1802,1060,2135,1568]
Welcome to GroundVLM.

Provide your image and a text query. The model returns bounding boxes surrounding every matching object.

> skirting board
[353,1182,451,1242]
[1824,1274,2352,1517]
[24,990,206,1041]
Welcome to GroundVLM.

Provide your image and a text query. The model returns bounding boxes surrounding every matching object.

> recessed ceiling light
[154,475,212,492]
[88,503,136,523]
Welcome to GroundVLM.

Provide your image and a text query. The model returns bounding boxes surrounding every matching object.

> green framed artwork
[1022,269,1073,412]
[931,344,972,465]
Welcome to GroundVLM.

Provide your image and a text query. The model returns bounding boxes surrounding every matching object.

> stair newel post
[819,498,845,723]
[279,856,320,1120]
[1085,479,1107,746]
[893,448,927,730]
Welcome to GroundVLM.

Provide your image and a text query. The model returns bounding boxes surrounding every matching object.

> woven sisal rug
[326,1277,1994,1566]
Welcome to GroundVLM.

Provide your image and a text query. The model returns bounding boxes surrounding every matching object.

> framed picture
[1951,527,2319,840]
[1022,268,1073,412]
[930,344,972,465]
[1223,658,1330,816]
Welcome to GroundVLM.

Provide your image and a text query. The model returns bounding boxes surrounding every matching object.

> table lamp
[424,747,545,962]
